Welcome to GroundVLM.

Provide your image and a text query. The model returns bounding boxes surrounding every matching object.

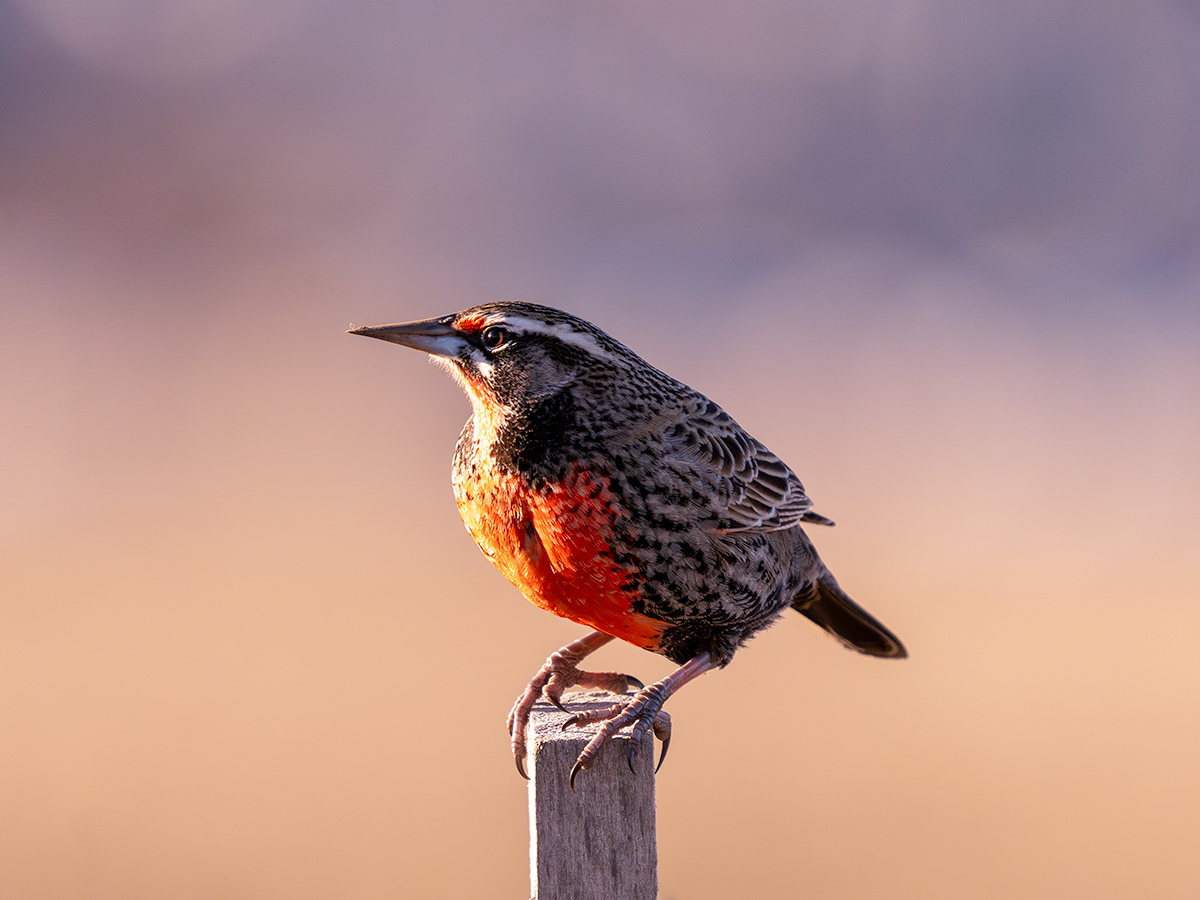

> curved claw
[625,675,645,691]
[623,720,670,774]
[569,759,587,792]
[654,730,671,773]
[515,753,529,780]
[560,714,582,732]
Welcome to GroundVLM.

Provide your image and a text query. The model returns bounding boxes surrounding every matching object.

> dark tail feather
[792,572,907,658]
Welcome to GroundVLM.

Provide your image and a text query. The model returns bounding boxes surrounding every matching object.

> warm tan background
[2,1,1199,898]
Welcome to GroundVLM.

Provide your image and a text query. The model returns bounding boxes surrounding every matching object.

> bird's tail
[792,572,907,658]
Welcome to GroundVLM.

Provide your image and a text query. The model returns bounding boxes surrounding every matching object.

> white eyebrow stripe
[501,315,618,362]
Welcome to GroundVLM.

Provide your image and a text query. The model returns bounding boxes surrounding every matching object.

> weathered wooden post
[526,690,657,900]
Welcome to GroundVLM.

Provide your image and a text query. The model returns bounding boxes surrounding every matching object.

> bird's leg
[563,652,715,790]
[508,630,644,779]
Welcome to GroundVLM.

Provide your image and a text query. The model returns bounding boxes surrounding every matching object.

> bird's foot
[508,632,640,779]
[562,683,673,791]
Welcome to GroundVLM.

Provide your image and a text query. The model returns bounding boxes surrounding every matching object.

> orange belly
[454,460,666,652]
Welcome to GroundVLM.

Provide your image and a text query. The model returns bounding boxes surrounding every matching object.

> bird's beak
[347,314,465,359]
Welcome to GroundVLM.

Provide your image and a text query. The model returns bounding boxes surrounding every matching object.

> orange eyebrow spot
[455,314,487,333]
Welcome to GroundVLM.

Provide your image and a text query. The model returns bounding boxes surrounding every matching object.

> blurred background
[2,0,1199,897]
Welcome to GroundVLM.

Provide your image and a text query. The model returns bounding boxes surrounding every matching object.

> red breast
[452,388,665,650]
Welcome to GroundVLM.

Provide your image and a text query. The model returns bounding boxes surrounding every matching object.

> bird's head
[348,302,631,412]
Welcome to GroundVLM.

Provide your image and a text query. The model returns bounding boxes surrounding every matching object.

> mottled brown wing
[665,399,826,533]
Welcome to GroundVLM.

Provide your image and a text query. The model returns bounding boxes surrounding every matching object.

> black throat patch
[492,388,577,481]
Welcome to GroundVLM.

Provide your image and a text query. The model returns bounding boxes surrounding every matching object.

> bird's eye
[481,326,509,349]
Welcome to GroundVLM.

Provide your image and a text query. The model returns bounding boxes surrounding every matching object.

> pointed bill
[347,314,465,359]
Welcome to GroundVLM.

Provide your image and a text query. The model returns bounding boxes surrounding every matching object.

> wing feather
[663,399,827,533]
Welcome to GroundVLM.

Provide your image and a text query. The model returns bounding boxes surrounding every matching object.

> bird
[349,302,905,788]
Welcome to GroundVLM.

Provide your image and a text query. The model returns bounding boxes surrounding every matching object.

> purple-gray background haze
[2,1,1198,898]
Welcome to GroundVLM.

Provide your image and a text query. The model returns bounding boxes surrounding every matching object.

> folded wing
[664,400,831,533]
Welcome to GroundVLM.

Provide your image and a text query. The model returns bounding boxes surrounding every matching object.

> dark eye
[481,326,509,349]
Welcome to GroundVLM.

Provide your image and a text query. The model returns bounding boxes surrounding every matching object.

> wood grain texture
[527,691,657,900]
